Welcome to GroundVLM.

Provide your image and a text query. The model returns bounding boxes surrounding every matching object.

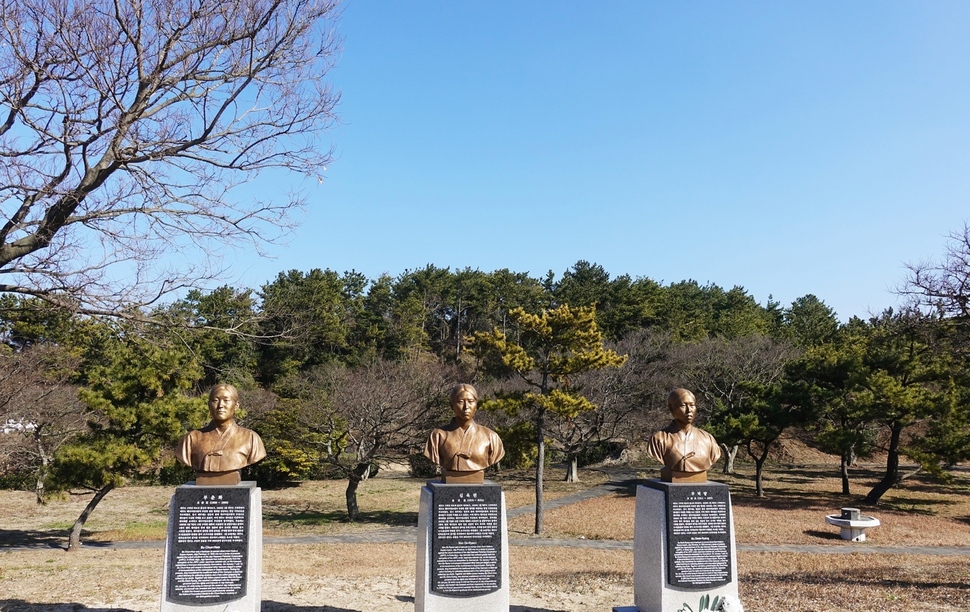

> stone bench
[825,507,880,542]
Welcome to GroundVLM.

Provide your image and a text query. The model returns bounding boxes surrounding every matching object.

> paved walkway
[69,534,970,557]
[505,469,641,519]
[9,471,970,556]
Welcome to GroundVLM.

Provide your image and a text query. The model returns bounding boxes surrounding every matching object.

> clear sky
[228,1,970,321]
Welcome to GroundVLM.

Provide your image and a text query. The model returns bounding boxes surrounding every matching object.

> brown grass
[0,467,611,546]
[2,463,970,610]
[514,464,970,547]
[739,552,970,611]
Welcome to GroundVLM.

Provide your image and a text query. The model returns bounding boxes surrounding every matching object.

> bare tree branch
[0,0,341,316]
[900,224,970,320]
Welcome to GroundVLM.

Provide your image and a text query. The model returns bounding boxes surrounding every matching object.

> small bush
[0,468,33,491]
[158,459,195,486]
[578,440,627,467]
[408,453,438,478]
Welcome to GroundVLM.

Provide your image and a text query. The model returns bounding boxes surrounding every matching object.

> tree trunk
[750,442,772,498]
[35,470,46,505]
[754,457,766,497]
[840,451,851,495]
[345,463,370,521]
[456,296,462,360]
[34,434,49,505]
[67,483,114,551]
[864,421,904,505]
[534,414,545,535]
[564,454,579,483]
[345,477,361,521]
[720,443,737,475]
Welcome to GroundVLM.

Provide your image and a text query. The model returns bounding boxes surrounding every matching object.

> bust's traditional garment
[176,421,266,473]
[648,423,721,473]
[424,419,505,472]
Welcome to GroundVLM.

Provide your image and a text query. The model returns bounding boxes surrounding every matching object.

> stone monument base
[161,481,262,612]
[415,481,509,611]
[632,481,739,612]
[195,470,241,486]
[443,470,485,484]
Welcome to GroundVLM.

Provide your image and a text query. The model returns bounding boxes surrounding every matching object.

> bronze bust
[176,384,266,485]
[648,388,721,483]
[424,384,504,483]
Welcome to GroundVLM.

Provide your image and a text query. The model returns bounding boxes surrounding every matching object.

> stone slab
[634,481,739,612]
[415,481,509,611]
[161,481,261,612]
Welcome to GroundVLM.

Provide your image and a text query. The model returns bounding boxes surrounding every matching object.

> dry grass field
[1,463,969,611]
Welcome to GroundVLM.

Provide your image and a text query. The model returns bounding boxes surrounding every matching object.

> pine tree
[469,304,626,534]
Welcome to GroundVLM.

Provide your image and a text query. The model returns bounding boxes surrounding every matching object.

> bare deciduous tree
[549,330,676,482]
[0,0,340,316]
[297,359,452,521]
[0,344,86,502]
[901,225,970,345]
[672,335,799,474]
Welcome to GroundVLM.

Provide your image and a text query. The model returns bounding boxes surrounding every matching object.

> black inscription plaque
[166,485,251,605]
[647,480,733,589]
[430,482,502,597]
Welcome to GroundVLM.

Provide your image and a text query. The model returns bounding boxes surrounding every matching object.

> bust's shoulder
[433,419,463,434]
[183,427,206,440]
[479,423,501,437]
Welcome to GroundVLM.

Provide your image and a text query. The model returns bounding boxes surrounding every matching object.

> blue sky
[230,1,970,321]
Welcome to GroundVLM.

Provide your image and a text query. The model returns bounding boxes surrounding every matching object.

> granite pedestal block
[161,481,262,612]
[825,507,880,542]
[415,481,509,612]
[631,480,739,612]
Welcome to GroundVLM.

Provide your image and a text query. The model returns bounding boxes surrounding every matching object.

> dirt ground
[3,544,968,611]
[2,464,970,611]
[0,544,634,611]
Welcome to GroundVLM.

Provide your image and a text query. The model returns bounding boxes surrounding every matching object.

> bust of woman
[176,384,266,485]
[648,388,721,483]
[423,384,504,483]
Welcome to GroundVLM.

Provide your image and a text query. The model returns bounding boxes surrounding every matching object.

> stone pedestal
[415,481,509,612]
[161,481,262,612]
[825,507,880,542]
[630,480,739,612]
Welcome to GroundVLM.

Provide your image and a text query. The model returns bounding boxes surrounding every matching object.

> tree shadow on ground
[0,599,579,612]
[730,484,962,516]
[262,509,419,528]
[730,490,853,511]
[954,515,970,527]
[745,568,970,591]
[874,495,959,515]
[262,603,358,612]
[803,529,842,540]
[602,476,640,498]
[0,529,67,549]
[0,601,137,612]
[394,593,568,611]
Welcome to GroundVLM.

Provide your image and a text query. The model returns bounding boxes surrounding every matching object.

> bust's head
[667,388,696,428]
[208,384,240,425]
[450,383,478,425]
